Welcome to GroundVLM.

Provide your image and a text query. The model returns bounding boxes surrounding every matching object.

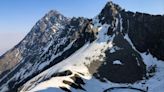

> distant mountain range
[0,1,164,92]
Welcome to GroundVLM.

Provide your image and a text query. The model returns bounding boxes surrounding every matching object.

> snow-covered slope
[0,1,164,92]
[22,52,164,92]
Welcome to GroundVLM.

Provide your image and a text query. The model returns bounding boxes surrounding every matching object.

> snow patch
[113,60,123,65]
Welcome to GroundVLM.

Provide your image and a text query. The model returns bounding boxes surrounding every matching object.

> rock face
[0,10,68,78]
[95,2,146,83]
[122,11,164,60]
[0,1,164,92]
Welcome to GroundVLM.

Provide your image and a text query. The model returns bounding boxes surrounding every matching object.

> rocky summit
[0,1,164,92]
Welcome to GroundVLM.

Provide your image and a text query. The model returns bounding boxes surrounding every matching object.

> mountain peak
[33,9,67,33]
[43,10,65,21]
[47,10,61,17]
[98,1,122,24]
[105,1,115,7]
[104,1,122,13]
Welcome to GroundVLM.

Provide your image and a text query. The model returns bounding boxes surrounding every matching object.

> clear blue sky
[0,0,164,55]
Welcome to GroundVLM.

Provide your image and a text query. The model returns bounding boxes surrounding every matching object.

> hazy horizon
[0,0,164,55]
